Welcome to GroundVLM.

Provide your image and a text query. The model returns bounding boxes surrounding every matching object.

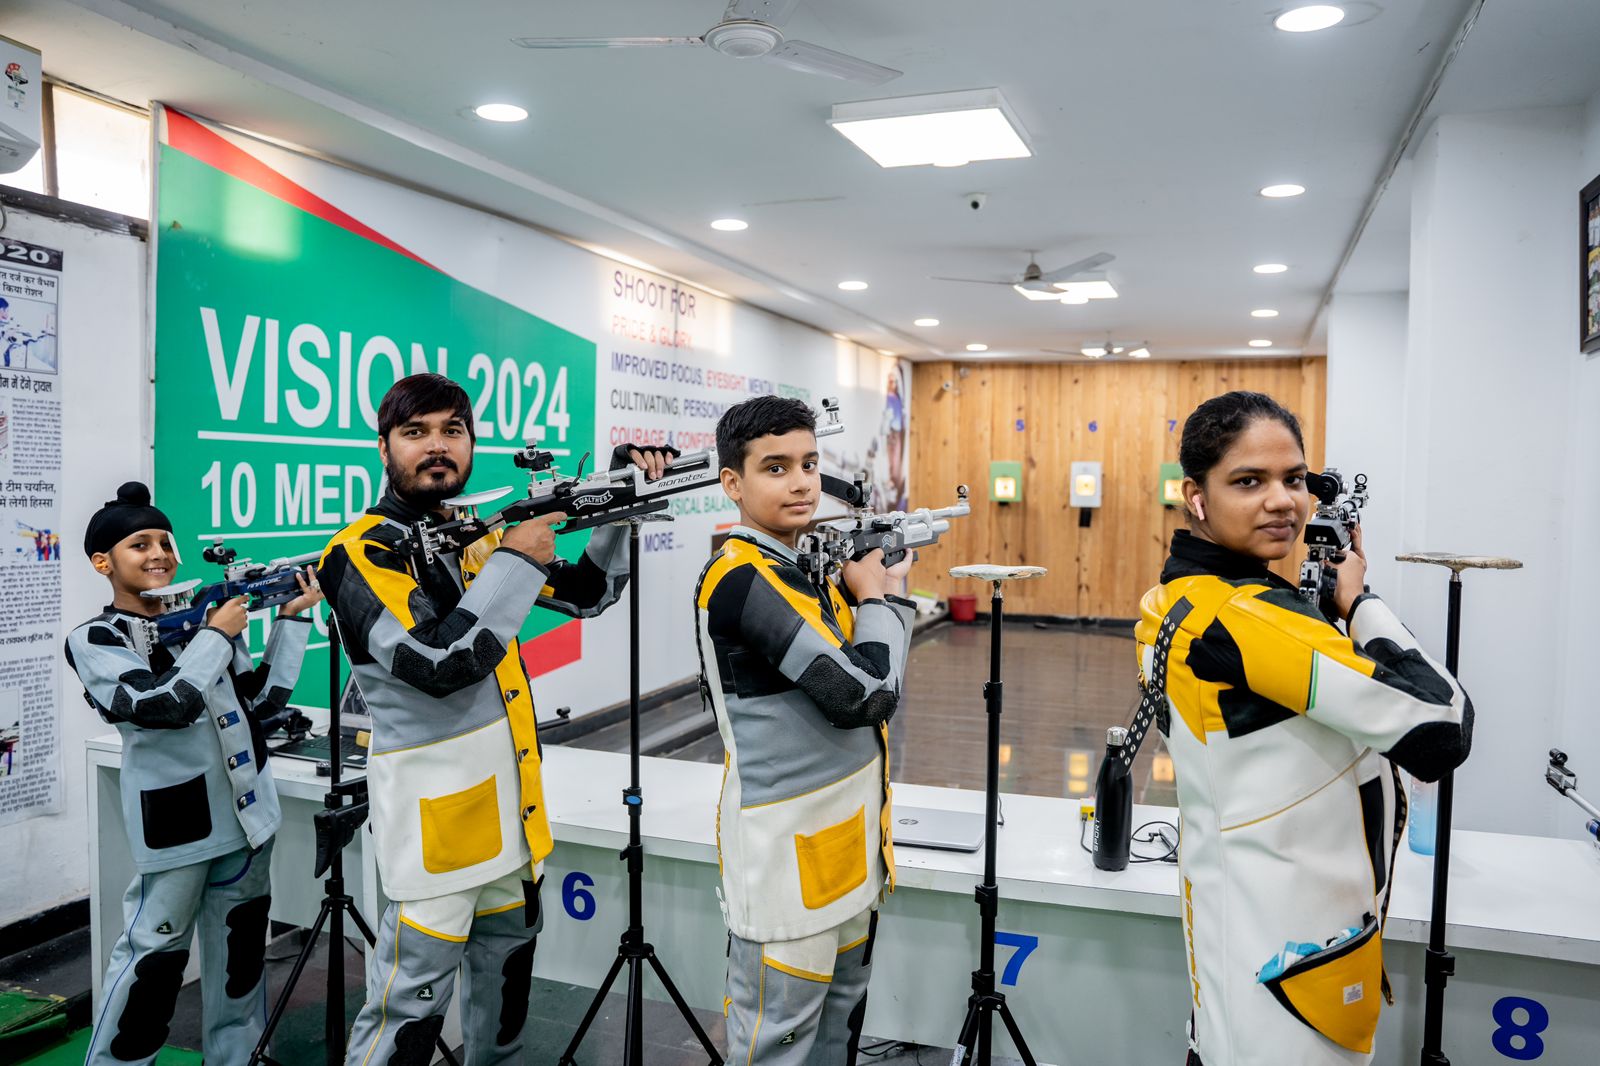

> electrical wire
[1079,816,1179,864]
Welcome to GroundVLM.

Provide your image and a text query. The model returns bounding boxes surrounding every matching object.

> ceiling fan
[934,251,1116,301]
[1042,336,1151,359]
[513,0,902,86]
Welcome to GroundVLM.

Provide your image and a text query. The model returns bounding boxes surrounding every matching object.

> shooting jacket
[318,489,629,901]
[1137,531,1473,1064]
[64,609,310,873]
[695,526,915,943]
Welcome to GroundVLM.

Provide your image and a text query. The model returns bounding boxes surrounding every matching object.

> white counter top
[87,733,1600,964]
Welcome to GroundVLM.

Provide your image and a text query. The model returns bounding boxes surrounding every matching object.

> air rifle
[139,540,320,646]
[399,397,845,570]
[798,478,971,586]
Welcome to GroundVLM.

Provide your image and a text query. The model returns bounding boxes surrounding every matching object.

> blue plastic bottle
[1409,778,1438,855]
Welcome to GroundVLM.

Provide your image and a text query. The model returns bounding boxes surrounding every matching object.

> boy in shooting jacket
[696,396,916,1064]
[64,482,320,1066]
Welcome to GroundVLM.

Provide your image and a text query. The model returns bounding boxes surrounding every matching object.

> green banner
[154,141,597,706]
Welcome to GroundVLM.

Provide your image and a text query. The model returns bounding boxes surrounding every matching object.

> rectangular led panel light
[829,88,1032,169]
[1013,284,1063,301]
[1052,276,1119,300]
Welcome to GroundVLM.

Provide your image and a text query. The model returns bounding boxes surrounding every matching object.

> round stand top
[1395,552,1523,572]
[949,564,1048,582]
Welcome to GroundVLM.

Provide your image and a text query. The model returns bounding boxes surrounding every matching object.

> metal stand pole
[950,581,1037,1066]
[1420,574,1463,1065]
[558,519,722,1066]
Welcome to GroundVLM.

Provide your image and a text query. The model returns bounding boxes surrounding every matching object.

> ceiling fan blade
[513,36,706,49]
[765,39,901,84]
[724,0,801,27]
[1037,251,1115,284]
[1016,279,1058,293]
[931,276,1018,285]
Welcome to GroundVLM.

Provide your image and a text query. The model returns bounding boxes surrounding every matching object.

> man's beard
[386,455,469,509]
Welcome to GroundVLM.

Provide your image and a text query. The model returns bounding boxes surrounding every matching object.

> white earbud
[1192,497,1206,521]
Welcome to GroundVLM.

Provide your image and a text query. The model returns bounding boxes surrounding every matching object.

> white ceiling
[1336,0,1600,297]
[6,0,1596,360]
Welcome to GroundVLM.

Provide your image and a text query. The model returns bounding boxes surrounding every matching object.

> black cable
[858,1038,908,1058]
[1079,816,1179,863]
[1129,819,1179,864]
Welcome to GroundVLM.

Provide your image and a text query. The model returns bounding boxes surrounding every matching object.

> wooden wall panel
[908,358,1327,619]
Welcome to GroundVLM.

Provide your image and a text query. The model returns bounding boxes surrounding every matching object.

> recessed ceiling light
[473,103,528,123]
[829,88,1032,169]
[1254,263,1289,274]
[914,317,940,327]
[710,218,748,232]
[1251,309,1280,318]
[1052,275,1118,300]
[1260,184,1306,198]
[1275,5,1347,33]
[1248,339,1274,348]
[967,343,989,352]
[838,280,869,291]
[1082,347,1106,358]
[1128,347,1151,359]
[1059,293,1090,305]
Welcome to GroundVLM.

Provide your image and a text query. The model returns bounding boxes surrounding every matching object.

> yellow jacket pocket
[419,776,503,874]
[794,806,868,909]
[1260,914,1384,1054]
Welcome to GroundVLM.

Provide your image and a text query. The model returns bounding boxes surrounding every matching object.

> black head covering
[84,481,174,558]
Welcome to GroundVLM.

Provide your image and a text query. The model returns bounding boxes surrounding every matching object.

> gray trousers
[726,907,877,1066]
[344,869,541,1066]
[87,841,274,1066]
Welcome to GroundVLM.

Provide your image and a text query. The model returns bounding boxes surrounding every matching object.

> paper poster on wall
[0,235,64,825]
[151,107,905,716]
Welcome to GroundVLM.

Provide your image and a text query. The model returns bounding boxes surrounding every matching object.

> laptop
[891,805,986,852]
[273,679,372,770]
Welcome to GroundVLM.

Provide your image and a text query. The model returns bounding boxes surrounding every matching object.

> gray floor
[592,619,1177,808]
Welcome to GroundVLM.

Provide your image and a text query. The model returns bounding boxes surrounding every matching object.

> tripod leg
[625,957,645,1066]
[995,1000,1040,1066]
[645,950,724,1063]
[345,898,378,946]
[950,1004,980,1065]
[252,898,335,1065]
[557,953,628,1066]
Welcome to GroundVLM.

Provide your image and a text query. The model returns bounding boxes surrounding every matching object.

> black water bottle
[1092,726,1132,871]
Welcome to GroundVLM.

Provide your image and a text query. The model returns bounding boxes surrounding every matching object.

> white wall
[1555,91,1600,837]
[1325,292,1409,594]
[0,205,146,927]
[1379,102,1591,838]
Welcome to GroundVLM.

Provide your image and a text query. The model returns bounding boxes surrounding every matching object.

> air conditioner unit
[0,118,39,174]
[0,35,42,175]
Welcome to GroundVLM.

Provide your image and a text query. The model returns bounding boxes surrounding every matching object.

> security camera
[965,192,988,212]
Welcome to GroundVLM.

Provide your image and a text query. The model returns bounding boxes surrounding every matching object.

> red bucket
[948,593,978,624]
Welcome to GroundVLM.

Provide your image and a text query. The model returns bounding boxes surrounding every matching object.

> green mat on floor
[13,1026,204,1065]
[0,985,70,1062]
